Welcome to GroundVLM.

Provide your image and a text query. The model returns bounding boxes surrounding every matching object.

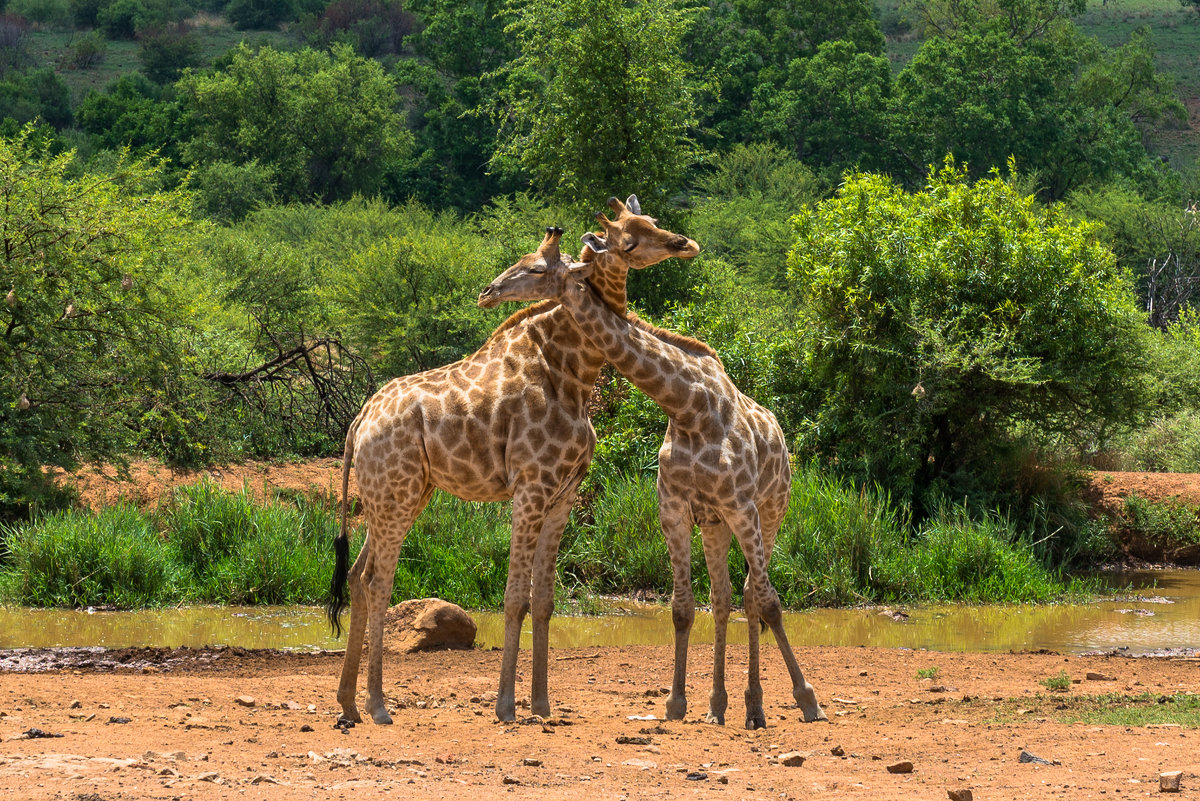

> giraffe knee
[672,604,695,633]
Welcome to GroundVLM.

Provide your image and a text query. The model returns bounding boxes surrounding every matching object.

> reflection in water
[1,570,1198,654]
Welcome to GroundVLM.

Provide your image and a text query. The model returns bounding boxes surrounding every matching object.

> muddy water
[1,570,1197,654]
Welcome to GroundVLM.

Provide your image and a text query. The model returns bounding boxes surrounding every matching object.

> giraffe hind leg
[336,537,371,723]
[700,522,733,726]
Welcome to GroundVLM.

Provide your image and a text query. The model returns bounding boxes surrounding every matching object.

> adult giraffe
[478,230,826,728]
[327,196,699,725]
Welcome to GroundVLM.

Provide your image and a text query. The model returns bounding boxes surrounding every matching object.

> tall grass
[0,469,1090,610]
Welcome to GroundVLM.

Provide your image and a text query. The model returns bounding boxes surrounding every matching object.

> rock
[235,696,257,708]
[948,789,973,801]
[280,700,302,710]
[69,700,82,709]
[107,717,131,724]
[831,745,845,757]
[382,598,477,652]
[616,736,652,745]
[196,772,221,783]
[1160,771,1182,793]
[300,724,314,732]
[250,774,280,785]
[1018,750,1052,766]
[1086,672,1115,682]
[778,752,806,767]
[887,761,914,774]
[523,757,543,767]
[717,775,729,784]
[502,775,521,785]
[686,772,708,781]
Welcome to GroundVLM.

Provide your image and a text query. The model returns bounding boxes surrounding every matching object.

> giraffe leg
[336,535,371,722]
[733,505,827,726]
[700,522,733,726]
[529,484,579,718]
[360,487,432,725]
[660,494,695,722]
[742,577,766,730]
[496,486,545,722]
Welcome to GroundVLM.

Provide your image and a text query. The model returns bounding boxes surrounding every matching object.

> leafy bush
[97,0,171,38]
[0,68,72,127]
[138,23,201,84]
[225,0,298,30]
[781,160,1146,520]
[7,0,71,28]
[63,31,107,70]
[190,158,275,222]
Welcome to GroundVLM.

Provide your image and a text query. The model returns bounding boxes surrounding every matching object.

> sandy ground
[6,462,1195,798]
[1,645,1198,800]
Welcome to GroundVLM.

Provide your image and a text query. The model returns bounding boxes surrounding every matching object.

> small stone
[280,701,302,710]
[1085,672,1115,682]
[69,700,82,709]
[616,735,652,745]
[196,772,221,782]
[107,717,131,724]
[157,767,179,777]
[717,775,729,785]
[300,724,314,732]
[948,789,973,801]
[235,696,257,708]
[778,752,806,767]
[1160,771,1182,793]
[831,745,845,757]
[502,775,521,785]
[250,774,280,785]
[887,761,914,774]
[686,771,708,781]
[141,666,159,674]
[1018,750,1052,766]
[523,757,542,767]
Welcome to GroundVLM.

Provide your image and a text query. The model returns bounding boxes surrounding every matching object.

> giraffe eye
[624,242,637,253]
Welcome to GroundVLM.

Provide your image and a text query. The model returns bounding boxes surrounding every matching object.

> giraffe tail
[326,417,358,638]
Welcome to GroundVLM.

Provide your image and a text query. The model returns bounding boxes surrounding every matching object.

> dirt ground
[53,459,1200,517]
[1,645,1198,800]
[4,462,1195,799]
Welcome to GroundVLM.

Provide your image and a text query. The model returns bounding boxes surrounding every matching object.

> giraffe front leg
[700,522,733,726]
[660,501,695,722]
[496,488,542,722]
[742,579,766,730]
[529,490,576,718]
[335,540,371,723]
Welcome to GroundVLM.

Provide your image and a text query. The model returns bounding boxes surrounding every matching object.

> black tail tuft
[327,533,349,638]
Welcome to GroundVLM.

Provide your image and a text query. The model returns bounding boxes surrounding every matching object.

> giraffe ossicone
[479,236,827,729]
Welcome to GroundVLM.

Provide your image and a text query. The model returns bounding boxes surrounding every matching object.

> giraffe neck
[557,280,709,416]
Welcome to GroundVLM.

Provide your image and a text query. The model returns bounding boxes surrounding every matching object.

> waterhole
[1,570,1196,654]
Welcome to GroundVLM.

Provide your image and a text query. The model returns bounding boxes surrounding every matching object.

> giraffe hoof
[745,711,767,730]
[495,700,516,723]
[800,705,829,723]
[703,711,725,726]
[665,696,687,721]
[339,708,363,724]
[531,701,551,718]
[368,707,393,725]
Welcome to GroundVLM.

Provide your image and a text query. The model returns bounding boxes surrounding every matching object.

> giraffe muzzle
[477,284,499,308]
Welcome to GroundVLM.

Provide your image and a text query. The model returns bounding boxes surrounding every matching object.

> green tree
[0,68,72,129]
[76,73,183,162]
[225,0,297,30]
[178,43,411,202]
[0,127,195,517]
[890,22,1181,199]
[781,160,1146,517]
[484,0,704,208]
[138,23,202,84]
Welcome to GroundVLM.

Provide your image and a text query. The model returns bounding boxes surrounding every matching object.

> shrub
[781,160,1146,521]
[97,0,171,38]
[225,0,298,30]
[63,31,107,70]
[190,159,275,222]
[138,23,201,84]
[7,0,71,28]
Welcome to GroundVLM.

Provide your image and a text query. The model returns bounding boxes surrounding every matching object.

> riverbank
[2,643,1198,800]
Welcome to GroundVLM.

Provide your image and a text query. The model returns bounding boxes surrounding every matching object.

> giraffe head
[590,194,700,269]
[478,227,594,308]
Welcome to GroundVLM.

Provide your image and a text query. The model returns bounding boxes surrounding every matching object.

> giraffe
[478,230,827,729]
[326,196,700,725]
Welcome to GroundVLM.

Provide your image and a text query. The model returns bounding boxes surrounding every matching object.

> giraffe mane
[474,299,560,352]
[628,313,723,364]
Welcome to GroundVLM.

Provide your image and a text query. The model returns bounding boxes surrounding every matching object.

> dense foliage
[1,0,1199,606]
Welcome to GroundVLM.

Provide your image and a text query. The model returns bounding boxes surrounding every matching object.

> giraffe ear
[566,261,594,279]
[625,194,641,216]
[581,232,608,253]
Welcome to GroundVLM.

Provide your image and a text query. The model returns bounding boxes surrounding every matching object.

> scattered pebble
[502,775,521,785]
[523,757,542,767]
[69,700,82,709]
[948,789,973,801]
[831,745,845,757]
[887,760,914,774]
[1085,672,1115,682]
[107,717,131,725]
[616,735,652,745]
[300,725,314,732]
[778,753,806,767]
[17,728,64,740]
[686,771,708,781]
[235,696,257,708]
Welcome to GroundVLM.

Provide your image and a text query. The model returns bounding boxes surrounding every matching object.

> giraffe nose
[477,284,496,308]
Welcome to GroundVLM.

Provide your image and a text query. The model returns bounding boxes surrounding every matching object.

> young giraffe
[327,196,699,725]
[478,230,827,728]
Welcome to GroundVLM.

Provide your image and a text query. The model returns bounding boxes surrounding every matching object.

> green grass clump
[1041,670,1072,692]
[0,505,178,607]
[1119,493,1200,553]
[1057,692,1200,727]
[916,665,941,680]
